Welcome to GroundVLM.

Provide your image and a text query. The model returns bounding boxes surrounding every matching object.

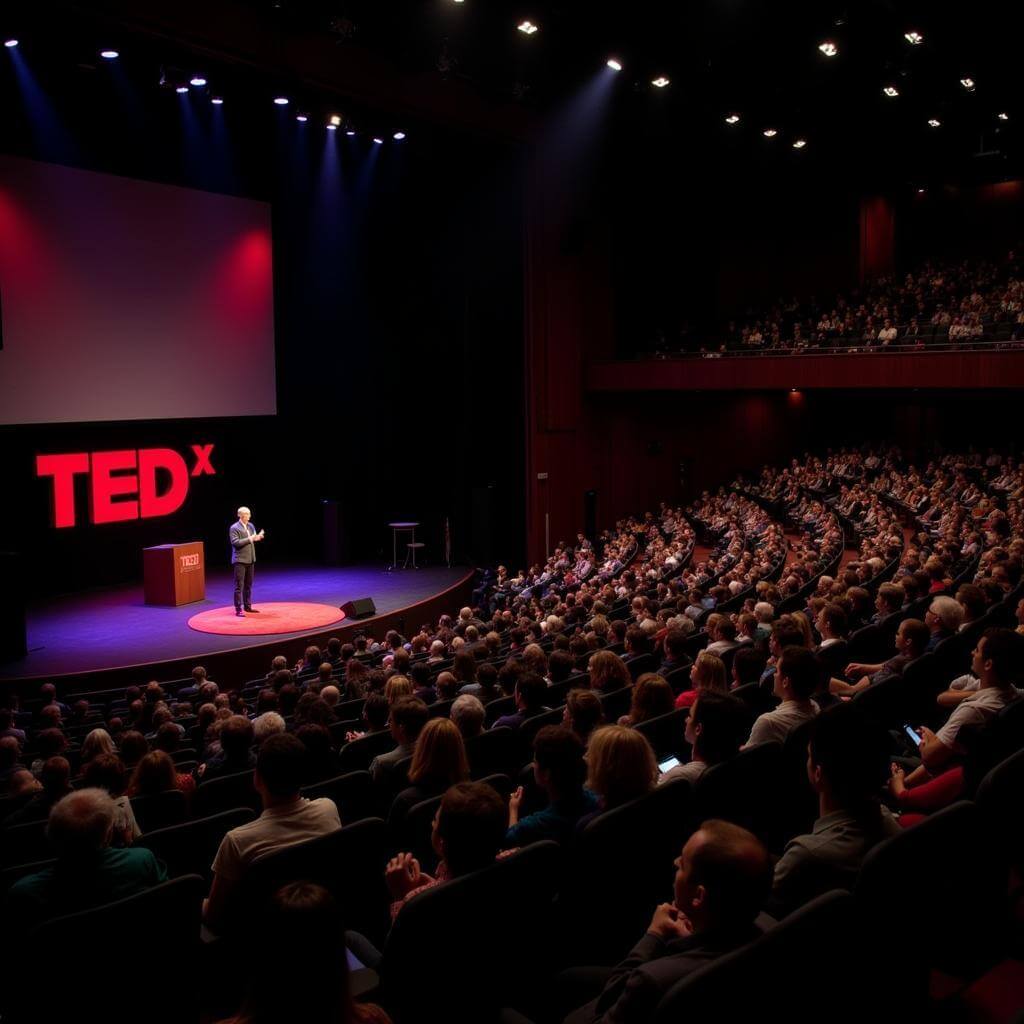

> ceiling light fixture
[517,20,538,35]
[792,138,807,149]
[211,96,224,105]
[190,75,207,87]
[606,58,622,71]
[960,77,975,91]
[4,39,19,48]
[725,114,740,124]
[100,49,119,60]
[997,112,1009,121]
[329,114,342,127]
[273,96,289,106]
[883,86,899,98]
[818,41,838,57]
[927,118,941,127]
[904,31,923,45]
[651,76,670,88]
[763,128,778,138]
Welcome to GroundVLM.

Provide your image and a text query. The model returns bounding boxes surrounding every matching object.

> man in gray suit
[230,506,264,617]
[564,819,772,1024]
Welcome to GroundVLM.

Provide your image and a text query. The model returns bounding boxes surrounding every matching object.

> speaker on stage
[0,552,27,662]
[341,597,376,620]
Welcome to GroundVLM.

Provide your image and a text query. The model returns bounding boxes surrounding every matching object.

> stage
[0,564,473,690]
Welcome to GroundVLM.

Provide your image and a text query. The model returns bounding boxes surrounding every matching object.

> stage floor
[1,564,469,682]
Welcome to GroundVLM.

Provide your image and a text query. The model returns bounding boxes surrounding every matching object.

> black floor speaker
[341,597,376,619]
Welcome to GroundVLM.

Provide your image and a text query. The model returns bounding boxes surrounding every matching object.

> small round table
[388,522,420,570]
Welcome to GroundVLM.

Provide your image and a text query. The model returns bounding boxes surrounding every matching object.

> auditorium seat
[650,891,868,1023]
[854,801,1007,997]
[625,653,657,681]
[0,819,50,867]
[597,686,634,724]
[337,730,397,773]
[484,695,517,727]
[14,874,205,1024]
[366,840,561,1023]
[136,807,256,881]
[974,748,1024,879]
[634,707,690,758]
[300,770,375,823]
[558,778,694,966]
[692,743,787,852]
[234,817,392,949]
[466,726,520,779]
[192,770,261,818]
[129,789,187,833]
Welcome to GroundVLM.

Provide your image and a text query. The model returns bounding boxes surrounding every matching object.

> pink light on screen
[202,228,274,336]
[0,188,65,298]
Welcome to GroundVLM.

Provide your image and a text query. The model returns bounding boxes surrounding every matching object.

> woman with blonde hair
[673,651,727,709]
[80,728,116,767]
[389,717,470,830]
[584,725,657,818]
[619,674,675,727]
[522,643,548,679]
[587,650,632,693]
[384,675,413,705]
[788,611,816,650]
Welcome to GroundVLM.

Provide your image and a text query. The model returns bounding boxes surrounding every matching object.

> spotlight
[345,129,356,136]
[517,20,538,35]
[917,188,926,194]
[296,113,308,122]
[4,39,18,48]
[883,86,899,98]
[960,77,975,91]
[372,137,384,145]
[725,114,740,124]
[763,128,778,138]
[211,96,224,105]
[326,123,337,131]
[607,58,622,72]
[329,114,342,128]
[792,138,807,149]
[818,41,838,57]
[927,118,941,127]
[273,96,289,106]
[175,85,188,94]
[393,131,406,140]
[99,49,119,60]
[651,76,670,88]
[190,75,207,87]
[998,112,1009,121]
[904,30,923,45]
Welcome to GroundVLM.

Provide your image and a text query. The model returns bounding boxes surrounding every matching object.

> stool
[404,542,425,569]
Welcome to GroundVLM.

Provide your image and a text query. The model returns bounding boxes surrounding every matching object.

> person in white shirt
[204,733,341,932]
[906,628,1023,782]
[877,319,898,345]
[744,646,820,748]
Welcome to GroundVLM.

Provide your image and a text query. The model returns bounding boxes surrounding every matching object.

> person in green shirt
[6,787,167,931]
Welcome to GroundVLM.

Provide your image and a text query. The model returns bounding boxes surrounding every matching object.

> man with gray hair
[230,505,265,617]
[450,694,486,740]
[6,789,167,929]
[925,596,964,651]
[253,712,286,745]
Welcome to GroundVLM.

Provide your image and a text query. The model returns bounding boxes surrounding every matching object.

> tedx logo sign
[36,444,216,528]
[180,553,201,572]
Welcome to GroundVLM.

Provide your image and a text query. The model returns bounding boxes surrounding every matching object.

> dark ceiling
[6,0,1023,184]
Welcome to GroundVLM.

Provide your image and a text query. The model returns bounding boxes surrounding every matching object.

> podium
[144,542,206,606]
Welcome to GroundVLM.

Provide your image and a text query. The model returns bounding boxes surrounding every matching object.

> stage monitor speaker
[0,552,27,662]
[341,597,376,620]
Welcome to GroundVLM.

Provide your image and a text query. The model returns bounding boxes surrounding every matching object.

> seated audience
[385,781,507,920]
[3,756,71,826]
[200,715,256,780]
[619,674,675,727]
[744,646,819,747]
[6,789,167,930]
[674,651,728,709]
[506,726,598,847]
[562,689,605,747]
[564,820,772,1024]
[369,697,429,786]
[450,694,486,740]
[204,733,341,932]
[82,753,141,845]
[660,692,749,786]
[492,673,550,730]
[581,725,657,825]
[389,718,470,829]
[769,704,898,917]
[830,618,928,696]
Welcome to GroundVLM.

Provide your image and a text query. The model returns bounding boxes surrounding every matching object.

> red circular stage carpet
[187,603,346,636]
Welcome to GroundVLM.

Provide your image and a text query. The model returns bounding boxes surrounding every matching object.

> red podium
[144,542,206,606]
